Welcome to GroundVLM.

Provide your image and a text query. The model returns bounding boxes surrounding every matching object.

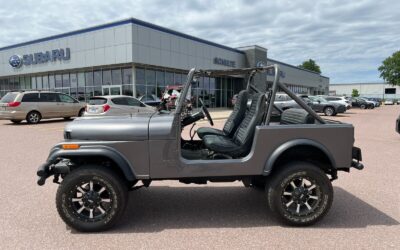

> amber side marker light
[62,144,80,150]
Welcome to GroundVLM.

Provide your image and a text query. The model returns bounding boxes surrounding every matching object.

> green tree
[352,89,359,97]
[378,51,400,86]
[298,59,321,74]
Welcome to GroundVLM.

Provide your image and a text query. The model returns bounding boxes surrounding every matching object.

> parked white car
[384,99,394,105]
[84,95,155,116]
[324,96,352,109]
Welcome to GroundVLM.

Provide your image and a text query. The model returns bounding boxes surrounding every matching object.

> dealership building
[0,18,329,108]
[330,82,400,100]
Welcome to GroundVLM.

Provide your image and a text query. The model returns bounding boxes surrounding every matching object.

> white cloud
[0,0,399,83]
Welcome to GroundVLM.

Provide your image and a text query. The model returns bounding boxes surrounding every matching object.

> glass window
[122,85,133,96]
[14,77,20,90]
[85,71,93,86]
[62,74,70,87]
[55,74,62,88]
[70,73,77,88]
[146,69,156,86]
[135,85,146,97]
[0,92,18,102]
[32,77,37,89]
[165,71,173,86]
[25,77,31,90]
[19,77,26,90]
[88,97,107,105]
[93,70,102,86]
[112,69,122,85]
[21,93,40,102]
[146,86,156,96]
[48,75,55,89]
[42,75,49,90]
[156,71,165,87]
[135,68,145,85]
[77,73,85,87]
[122,68,132,85]
[36,76,42,90]
[102,70,112,85]
[39,93,58,102]
[174,73,182,84]
[58,93,75,103]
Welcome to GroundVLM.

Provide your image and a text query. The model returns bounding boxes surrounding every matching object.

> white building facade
[330,82,400,100]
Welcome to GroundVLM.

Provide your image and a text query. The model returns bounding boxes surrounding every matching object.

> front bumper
[336,105,346,113]
[37,159,71,186]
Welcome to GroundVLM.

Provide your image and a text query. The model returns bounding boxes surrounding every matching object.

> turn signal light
[62,144,80,150]
[7,101,21,107]
[103,104,110,112]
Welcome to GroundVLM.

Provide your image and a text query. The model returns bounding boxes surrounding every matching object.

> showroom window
[55,74,62,88]
[42,75,49,90]
[102,70,112,86]
[112,69,122,85]
[122,68,132,85]
[94,70,102,86]
[49,75,55,90]
[62,74,70,88]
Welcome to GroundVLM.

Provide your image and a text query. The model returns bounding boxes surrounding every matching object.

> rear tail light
[7,101,21,107]
[103,104,110,112]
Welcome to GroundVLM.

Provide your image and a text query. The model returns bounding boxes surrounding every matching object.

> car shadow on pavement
[83,185,400,234]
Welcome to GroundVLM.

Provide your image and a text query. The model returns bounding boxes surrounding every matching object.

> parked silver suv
[0,91,85,124]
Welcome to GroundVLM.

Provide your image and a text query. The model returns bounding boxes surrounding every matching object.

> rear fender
[263,139,336,175]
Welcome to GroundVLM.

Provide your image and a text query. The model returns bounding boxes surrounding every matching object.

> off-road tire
[56,165,128,232]
[26,111,41,124]
[266,161,333,226]
[10,119,22,124]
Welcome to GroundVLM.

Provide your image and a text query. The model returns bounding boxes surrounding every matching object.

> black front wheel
[266,162,333,226]
[56,165,128,232]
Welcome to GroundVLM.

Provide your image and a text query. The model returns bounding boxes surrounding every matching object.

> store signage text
[9,48,71,68]
[213,57,236,67]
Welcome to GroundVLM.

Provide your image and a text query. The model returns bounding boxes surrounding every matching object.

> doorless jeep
[37,65,364,232]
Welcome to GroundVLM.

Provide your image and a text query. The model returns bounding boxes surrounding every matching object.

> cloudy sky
[0,0,399,83]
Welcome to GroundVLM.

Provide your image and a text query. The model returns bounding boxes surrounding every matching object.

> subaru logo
[9,55,23,68]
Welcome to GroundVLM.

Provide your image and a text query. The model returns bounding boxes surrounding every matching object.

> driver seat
[197,90,249,139]
[202,93,266,158]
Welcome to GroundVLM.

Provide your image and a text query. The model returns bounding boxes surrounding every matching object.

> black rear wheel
[56,165,128,232]
[266,162,333,226]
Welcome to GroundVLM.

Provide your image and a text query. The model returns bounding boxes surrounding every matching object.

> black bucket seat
[197,90,249,139]
[202,93,266,158]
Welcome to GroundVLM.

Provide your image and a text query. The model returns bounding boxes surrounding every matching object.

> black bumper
[36,159,70,186]
[351,146,364,170]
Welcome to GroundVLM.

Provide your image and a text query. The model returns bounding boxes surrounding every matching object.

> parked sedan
[347,97,374,109]
[138,94,161,107]
[84,95,155,116]
[274,94,346,116]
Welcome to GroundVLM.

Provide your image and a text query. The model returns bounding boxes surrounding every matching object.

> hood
[64,112,154,141]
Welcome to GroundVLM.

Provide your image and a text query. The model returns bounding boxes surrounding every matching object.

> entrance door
[102,86,122,96]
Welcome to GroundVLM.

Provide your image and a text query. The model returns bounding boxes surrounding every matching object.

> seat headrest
[280,108,315,125]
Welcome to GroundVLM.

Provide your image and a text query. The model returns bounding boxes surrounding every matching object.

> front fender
[263,139,336,175]
[47,145,136,181]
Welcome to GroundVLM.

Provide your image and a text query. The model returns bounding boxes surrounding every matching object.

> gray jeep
[37,65,364,232]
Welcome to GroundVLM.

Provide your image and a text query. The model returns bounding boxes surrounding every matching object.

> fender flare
[47,146,136,181]
[263,139,336,175]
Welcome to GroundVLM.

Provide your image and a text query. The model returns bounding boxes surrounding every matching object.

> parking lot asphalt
[0,106,399,249]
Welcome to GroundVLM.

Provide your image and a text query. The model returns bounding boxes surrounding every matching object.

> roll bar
[179,64,325,125]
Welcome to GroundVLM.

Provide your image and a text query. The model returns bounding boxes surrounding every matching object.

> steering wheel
[199,98,214,126]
